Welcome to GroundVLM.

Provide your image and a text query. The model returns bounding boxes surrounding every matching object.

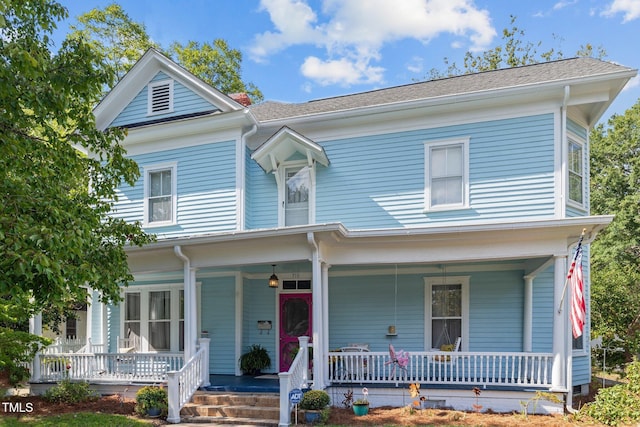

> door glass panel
[285,167,310,226]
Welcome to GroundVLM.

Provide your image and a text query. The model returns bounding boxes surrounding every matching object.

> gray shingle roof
[249,58,634,122]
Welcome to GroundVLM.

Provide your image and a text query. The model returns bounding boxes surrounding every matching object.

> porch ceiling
[124,216,612,274]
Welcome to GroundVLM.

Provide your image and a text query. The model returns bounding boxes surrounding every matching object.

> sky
[51,0,640,123]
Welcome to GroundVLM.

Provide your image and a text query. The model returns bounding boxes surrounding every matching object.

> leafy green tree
[68,2,157,81]
[590,99,640,359]
[70,3,263,102]
[426,15,604,79]
[170,39,263,102]
[0,0,153,379]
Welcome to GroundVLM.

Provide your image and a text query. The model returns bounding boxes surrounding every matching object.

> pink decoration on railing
[385,344,409,377]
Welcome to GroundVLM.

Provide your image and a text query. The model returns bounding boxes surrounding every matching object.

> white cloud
[250,0,496,86]
[300,56,385,86]
[602,0,640,22]
[553,0,578,11]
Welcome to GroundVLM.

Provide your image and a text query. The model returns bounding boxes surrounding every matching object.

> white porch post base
[199,337,211,387]
[166,371,180,423]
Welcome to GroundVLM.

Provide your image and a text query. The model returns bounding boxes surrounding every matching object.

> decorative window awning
[251,126,329,173]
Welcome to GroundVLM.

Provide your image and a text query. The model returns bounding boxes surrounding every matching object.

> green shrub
[135,385,168,417]
[43,379,98,404]
[300,389,330,410]
[580,360,640,425]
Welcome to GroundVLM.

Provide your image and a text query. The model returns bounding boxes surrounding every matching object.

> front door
[279,293,312,372]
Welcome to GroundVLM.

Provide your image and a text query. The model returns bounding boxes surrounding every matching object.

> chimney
[229,93,252,106]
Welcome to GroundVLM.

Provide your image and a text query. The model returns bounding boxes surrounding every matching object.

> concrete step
[181,391,280,426]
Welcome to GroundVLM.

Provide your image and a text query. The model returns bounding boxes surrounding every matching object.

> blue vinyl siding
[242,279,277,373]
[109,72,217,128]
[314,114,555,229]
[112,140,237,238]
[532,267,554,352]
[328,273,425,351]
[200,277,236,374]
[468,270,524,351]
[246,158,278,229]
[568,119,587,139]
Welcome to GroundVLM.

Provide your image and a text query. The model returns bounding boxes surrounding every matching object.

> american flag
[569,238,585,339]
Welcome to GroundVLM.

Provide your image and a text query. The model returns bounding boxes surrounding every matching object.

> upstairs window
[568,138,584,206]
[147,79,174,115]
[425,138,469,211]
[144,163,177,226]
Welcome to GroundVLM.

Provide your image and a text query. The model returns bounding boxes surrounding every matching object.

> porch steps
[180,391,280,426]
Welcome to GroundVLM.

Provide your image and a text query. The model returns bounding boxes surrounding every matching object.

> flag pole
[557,228,587,314]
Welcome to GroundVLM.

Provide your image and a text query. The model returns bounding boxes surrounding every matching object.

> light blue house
[33,49,636,422]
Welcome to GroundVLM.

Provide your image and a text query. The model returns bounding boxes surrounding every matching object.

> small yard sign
[289,388,303,404]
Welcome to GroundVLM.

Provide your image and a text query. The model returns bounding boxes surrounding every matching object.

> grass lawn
[0,413,152,426]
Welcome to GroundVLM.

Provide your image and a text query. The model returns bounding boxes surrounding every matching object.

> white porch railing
[38,352,184,382]
[327,351,554,388]
[42,337,85,354]
[278,336,310,427]
[166,338,210,424]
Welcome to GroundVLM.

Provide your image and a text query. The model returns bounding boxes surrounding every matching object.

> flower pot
[146,407,161,417]
[353,403,369,416]
[304,409,322,423]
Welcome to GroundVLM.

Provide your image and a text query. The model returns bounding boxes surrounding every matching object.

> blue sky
[52,0,640,122]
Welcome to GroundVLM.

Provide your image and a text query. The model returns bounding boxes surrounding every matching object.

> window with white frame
[147,79,174,115]
[425,139,469,210]
[424,276,469,350]
[122,285,184,352]
[278,163,315,227]
[568,138,584,206]
[144,163,177,226]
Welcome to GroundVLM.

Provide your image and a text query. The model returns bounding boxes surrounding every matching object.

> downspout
[239,122,258,231]
[307,232,324,389]
[174,245,195,361]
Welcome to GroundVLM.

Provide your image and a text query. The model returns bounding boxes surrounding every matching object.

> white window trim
[276,160,316,227]
[424,275,470,352]
[120,283,201,353]
[143,162,177,227]
[147,79,174,116]
[424,137,470,212]
[567,133,586,210]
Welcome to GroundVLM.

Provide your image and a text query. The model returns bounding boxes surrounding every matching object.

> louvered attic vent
[148,80,173,115]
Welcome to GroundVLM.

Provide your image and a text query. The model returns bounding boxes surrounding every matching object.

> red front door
[279,293,312,372]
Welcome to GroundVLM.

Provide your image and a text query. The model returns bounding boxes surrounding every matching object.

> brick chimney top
[228,93,252,106]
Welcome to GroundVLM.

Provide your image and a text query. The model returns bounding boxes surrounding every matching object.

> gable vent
[148,80,173,115]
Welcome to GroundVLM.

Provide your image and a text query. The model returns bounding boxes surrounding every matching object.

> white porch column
[552,255,568,390]
[322,262,330,388]
[187,267,197,360]
[308,232,324,389]
[235,272,243,376]
[523,276,533,352]
[85,288,93,349]
[29,313,42,382]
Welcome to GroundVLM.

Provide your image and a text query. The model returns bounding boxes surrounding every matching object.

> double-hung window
[425,138,469,211]
[568,138,585,206]
[144,163,177,226]
[122,285,186,352]
[424,276,469,351]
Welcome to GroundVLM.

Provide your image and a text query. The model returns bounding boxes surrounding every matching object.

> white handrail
[166,337,210,424]
[278,336,309,427]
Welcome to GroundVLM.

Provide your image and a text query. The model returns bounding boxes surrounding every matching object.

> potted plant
[299,389,330,423]
[352,387,369,416]
[239,344,271,375]
[135,385,168,417]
